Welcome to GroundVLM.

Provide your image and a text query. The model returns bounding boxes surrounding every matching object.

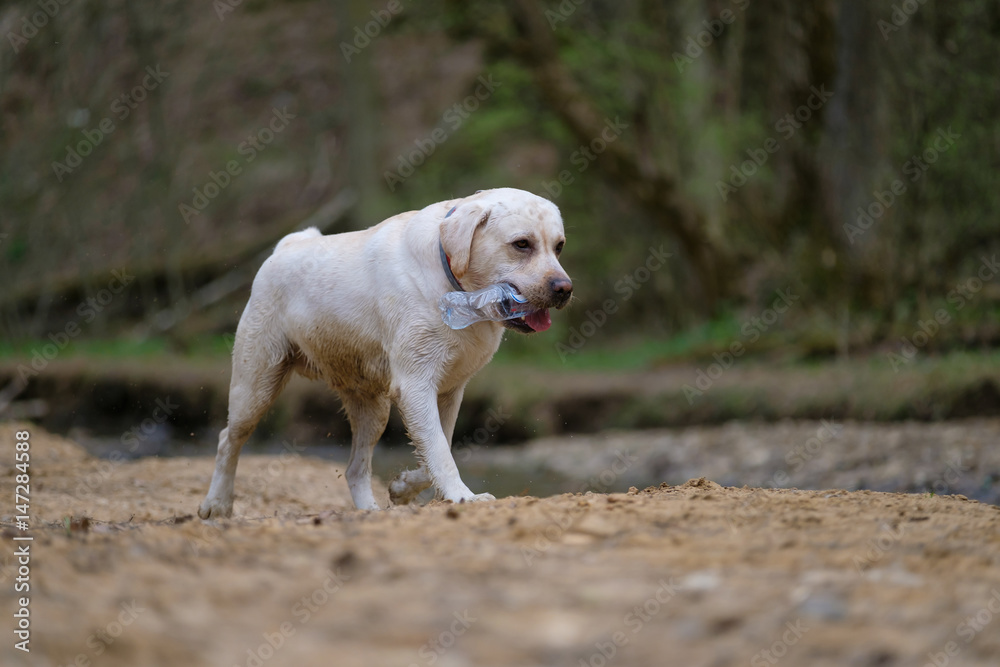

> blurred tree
[338,0,387,226]
[499,0,733,308]
[1,0,998,352]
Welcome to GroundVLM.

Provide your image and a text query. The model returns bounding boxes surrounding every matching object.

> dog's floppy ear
[439,203,490,280]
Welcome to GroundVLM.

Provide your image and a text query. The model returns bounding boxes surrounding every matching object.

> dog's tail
[275,227,321,252]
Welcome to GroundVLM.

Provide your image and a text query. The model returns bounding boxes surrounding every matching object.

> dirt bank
[2,422,999,667]
[5,352,1000,447]
[474,419,1000,504]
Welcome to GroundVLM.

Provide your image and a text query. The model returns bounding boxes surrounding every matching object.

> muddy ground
[2,421,1000,667]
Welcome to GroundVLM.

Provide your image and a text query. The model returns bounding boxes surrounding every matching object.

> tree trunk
[502,0,732,308]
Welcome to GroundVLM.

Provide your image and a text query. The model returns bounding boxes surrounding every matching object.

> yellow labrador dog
[198,188,572,517]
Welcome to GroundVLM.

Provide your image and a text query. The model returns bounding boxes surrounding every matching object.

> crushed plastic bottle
[439,283,531,329]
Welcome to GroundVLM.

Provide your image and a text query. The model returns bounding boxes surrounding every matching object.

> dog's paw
[454,492,496,504]
[388,484,418,506]
[389,469,433,505]
[198,498,233,520]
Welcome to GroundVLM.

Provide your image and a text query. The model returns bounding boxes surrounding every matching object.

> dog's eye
[512,239,531,250]
[555,241,564,255]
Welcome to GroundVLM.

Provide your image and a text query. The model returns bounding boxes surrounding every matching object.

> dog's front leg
[394,379,495,504]
[389,386,467,505]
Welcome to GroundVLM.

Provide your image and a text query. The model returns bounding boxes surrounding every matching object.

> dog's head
[439,188,572,333]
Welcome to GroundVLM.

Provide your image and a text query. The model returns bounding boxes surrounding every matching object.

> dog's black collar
[440,205,464,291]
[439,240,464,292]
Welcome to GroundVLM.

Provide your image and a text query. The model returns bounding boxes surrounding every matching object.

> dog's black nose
[550,277,573,306]
[551,277,573,295]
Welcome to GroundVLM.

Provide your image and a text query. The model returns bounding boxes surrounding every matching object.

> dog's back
[274,226,322,252]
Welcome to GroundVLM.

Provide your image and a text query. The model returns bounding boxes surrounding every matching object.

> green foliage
[1,0,998,359]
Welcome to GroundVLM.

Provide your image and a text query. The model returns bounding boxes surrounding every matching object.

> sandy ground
[2,421,1000,667]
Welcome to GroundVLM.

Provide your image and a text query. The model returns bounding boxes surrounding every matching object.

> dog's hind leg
[341,393,391,510]
[199,318,293,519]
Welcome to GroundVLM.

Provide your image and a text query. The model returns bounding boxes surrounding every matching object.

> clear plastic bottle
[439,283,531,329]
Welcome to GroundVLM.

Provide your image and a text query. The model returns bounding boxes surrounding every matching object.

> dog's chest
[437,325,504,392]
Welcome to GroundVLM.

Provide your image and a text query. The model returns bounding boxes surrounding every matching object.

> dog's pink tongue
[525,309,551,332]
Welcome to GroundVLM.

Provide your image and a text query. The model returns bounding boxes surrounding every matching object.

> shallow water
[72,418,1000,504]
